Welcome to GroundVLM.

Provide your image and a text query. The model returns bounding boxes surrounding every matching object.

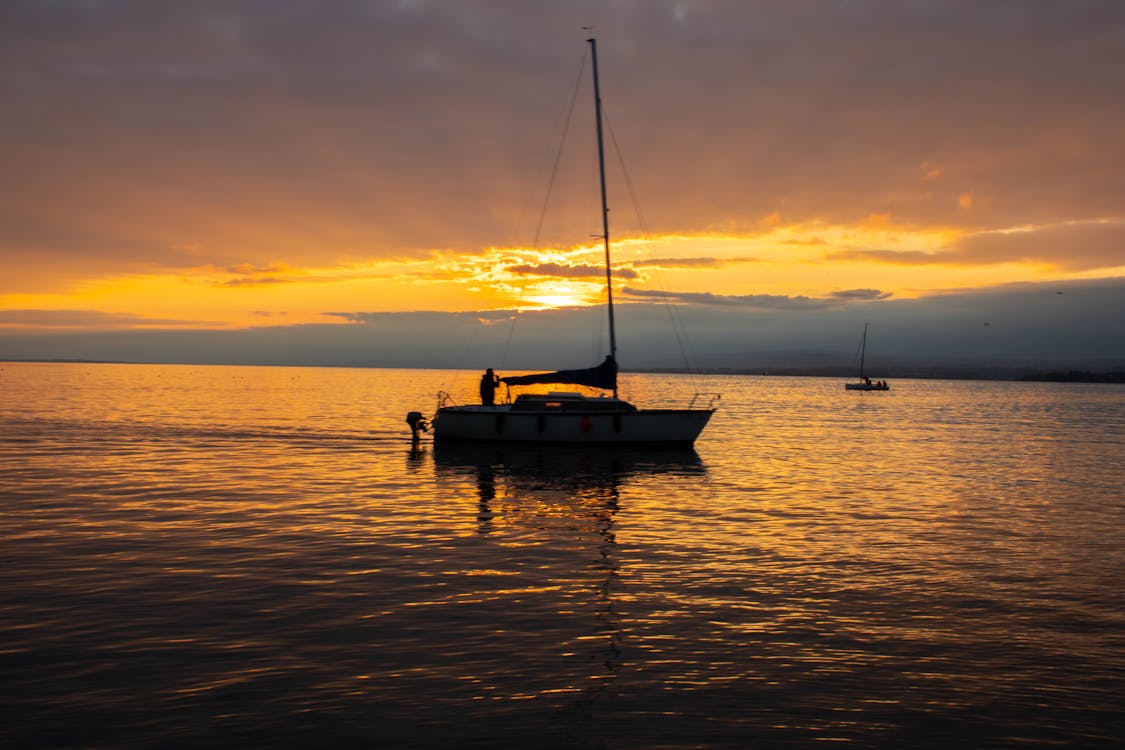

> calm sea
[2,362,1123,748]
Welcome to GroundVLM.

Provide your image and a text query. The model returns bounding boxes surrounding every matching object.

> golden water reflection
[2,364,1122,747]
[428,443,708,728]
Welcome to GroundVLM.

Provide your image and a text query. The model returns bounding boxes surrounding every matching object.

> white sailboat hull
[433,405,714,446]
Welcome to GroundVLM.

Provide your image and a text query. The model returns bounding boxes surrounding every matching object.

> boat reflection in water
[432,442,705,535]
[429,443,706,736]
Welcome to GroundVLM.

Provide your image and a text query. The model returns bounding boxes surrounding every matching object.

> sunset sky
[2,1,1123,369]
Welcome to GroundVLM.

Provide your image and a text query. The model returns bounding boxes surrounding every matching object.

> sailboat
[420,39,717,446]
[844,322,890,391]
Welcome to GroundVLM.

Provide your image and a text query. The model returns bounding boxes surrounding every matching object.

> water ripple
[1,363,1123,747]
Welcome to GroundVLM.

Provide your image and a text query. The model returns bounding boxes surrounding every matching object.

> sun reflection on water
[1,364,1122,747]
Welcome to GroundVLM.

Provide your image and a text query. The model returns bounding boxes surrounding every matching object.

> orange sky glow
[5,219,1120,331]
[1,1,1123,367]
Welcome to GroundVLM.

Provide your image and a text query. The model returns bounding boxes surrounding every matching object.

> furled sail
[500,355,617,390]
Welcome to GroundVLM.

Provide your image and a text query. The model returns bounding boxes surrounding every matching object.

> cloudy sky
[2,1,1123,369]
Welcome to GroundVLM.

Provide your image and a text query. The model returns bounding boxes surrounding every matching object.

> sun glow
[525,292,591,309]
[4,217,1118,333]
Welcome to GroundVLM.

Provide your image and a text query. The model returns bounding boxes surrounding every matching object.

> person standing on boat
[479,368,500,405]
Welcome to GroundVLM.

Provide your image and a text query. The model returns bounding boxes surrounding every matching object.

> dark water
[2,363,1123,748]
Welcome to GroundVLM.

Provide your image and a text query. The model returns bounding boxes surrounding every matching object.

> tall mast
[588,37,617,397]
[859,322,868,380]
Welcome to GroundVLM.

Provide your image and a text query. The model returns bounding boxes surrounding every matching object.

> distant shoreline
[4,358,1123,384]
[633,367,1125,384]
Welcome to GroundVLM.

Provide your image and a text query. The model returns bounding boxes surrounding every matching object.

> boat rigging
[410,38,718,445]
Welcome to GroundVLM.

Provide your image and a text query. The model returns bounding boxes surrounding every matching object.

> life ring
[579,417,593,433]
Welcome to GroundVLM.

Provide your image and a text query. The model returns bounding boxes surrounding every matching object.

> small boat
[414,39,718,446]
[844,322,890,391]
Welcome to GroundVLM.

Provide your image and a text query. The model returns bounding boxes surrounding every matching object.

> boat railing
[689,392,722,410]
[436,391,456,409]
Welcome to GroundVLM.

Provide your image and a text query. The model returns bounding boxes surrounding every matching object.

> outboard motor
[406,411,430,442]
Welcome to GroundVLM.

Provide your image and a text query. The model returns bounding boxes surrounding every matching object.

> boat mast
[588,37,618,398]
[859,322,868,380]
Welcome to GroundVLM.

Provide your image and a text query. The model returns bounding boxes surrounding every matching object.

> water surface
[2,363,1122,747]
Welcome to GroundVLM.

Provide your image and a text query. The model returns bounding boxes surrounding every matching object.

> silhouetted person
[479,368,500,405]
[406,411,428,443]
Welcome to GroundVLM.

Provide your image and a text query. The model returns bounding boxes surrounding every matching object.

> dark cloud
[950,221,1125,271]
[828,220,1125,271]
[217,261,299,286]
[3,0,1124,292]
[323,309,514,326]
[631,256,761,268]
[622,287,826,310]
[622,285,891,308]
[218,277,292,287]
[829,289,892,301]
[324,312,370,324]
[225,262,289,275]
[506,262,638,279]
[826,249,947,266]
[0,309,210,328]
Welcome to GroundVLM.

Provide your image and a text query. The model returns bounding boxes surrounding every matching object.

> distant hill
[1022,370,1125,384]
[634,350,1125,382]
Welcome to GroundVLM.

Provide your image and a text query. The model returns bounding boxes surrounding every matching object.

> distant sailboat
[844,323,889,391]
[413,39,718,446]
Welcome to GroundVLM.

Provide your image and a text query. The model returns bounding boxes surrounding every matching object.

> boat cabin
[509,392,638,413]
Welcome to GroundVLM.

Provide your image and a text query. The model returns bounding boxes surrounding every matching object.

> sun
[518,278,604,309]
[526,293,587,309]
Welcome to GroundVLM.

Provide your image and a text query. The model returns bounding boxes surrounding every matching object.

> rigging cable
[499,47,591,370]
[603,109,700,374]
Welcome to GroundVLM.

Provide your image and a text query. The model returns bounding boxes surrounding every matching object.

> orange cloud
[921,161,945,180]
[631,256,761,268]
[505,262,639,280]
